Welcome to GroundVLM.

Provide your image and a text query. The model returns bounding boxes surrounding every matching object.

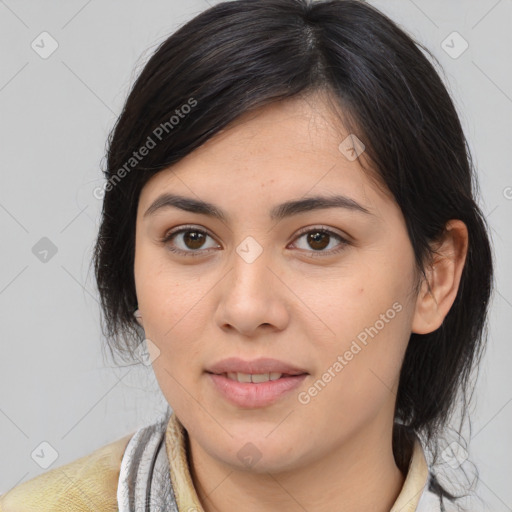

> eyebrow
[143,193,374,222]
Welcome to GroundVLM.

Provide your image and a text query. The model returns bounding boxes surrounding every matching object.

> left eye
[290,228,349,256]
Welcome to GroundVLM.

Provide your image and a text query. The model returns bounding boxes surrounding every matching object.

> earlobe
[411,220,468,335]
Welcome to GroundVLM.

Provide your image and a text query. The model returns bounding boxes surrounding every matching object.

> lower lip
[207,373,308,408]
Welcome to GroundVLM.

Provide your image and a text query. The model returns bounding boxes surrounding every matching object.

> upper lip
[206,357,308,376]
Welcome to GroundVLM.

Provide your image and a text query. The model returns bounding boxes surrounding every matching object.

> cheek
[143,281,209,412]
[298,260,413,416]
[301,304,409,433]
[135,243,201,326]
[134,247,211,369]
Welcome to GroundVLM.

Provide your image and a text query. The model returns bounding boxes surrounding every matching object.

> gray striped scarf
[117,413,179,512]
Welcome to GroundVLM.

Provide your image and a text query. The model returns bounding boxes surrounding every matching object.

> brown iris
[307,231,330,251]
[183,230,206,249]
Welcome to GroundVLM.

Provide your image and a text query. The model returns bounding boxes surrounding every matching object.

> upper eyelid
[293,225,348,240]
[163,225,218,242]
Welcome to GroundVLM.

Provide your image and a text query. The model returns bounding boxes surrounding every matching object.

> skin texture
[134,92,468,512]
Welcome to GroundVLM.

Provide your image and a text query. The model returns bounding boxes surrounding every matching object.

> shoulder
[0,432,133,512]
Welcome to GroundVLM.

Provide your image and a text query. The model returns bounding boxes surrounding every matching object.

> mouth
[206,371,307,383]
[205,357,309,407]
[206,356,309,378]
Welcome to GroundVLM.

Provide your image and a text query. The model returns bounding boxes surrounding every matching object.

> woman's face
[134,93,421,473]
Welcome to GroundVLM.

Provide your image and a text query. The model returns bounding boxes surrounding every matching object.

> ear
[134,308,144,327]
[411,220,468,334]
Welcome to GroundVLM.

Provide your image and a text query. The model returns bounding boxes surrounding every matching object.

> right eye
[160,225,221,257]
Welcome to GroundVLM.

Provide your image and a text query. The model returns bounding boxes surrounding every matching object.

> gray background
[0,0,511,509]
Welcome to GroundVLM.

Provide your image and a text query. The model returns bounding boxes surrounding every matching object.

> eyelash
[160,224,350,259]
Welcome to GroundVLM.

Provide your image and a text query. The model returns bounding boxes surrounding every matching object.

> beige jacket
[0,412,442,511]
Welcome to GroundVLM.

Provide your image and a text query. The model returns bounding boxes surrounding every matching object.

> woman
[0,0,493,510]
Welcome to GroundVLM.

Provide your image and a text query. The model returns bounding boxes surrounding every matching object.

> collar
[165,412,430,512]
[390,435,430,511]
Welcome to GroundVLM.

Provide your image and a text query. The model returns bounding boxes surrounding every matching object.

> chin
[212,434,304,474]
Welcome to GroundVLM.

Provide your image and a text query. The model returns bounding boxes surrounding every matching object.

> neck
[187,420,405,512]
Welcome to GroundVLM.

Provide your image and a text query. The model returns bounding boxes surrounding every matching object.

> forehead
[138,93,391,217]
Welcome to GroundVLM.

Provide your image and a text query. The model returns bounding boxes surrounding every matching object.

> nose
[214,246,290,337]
